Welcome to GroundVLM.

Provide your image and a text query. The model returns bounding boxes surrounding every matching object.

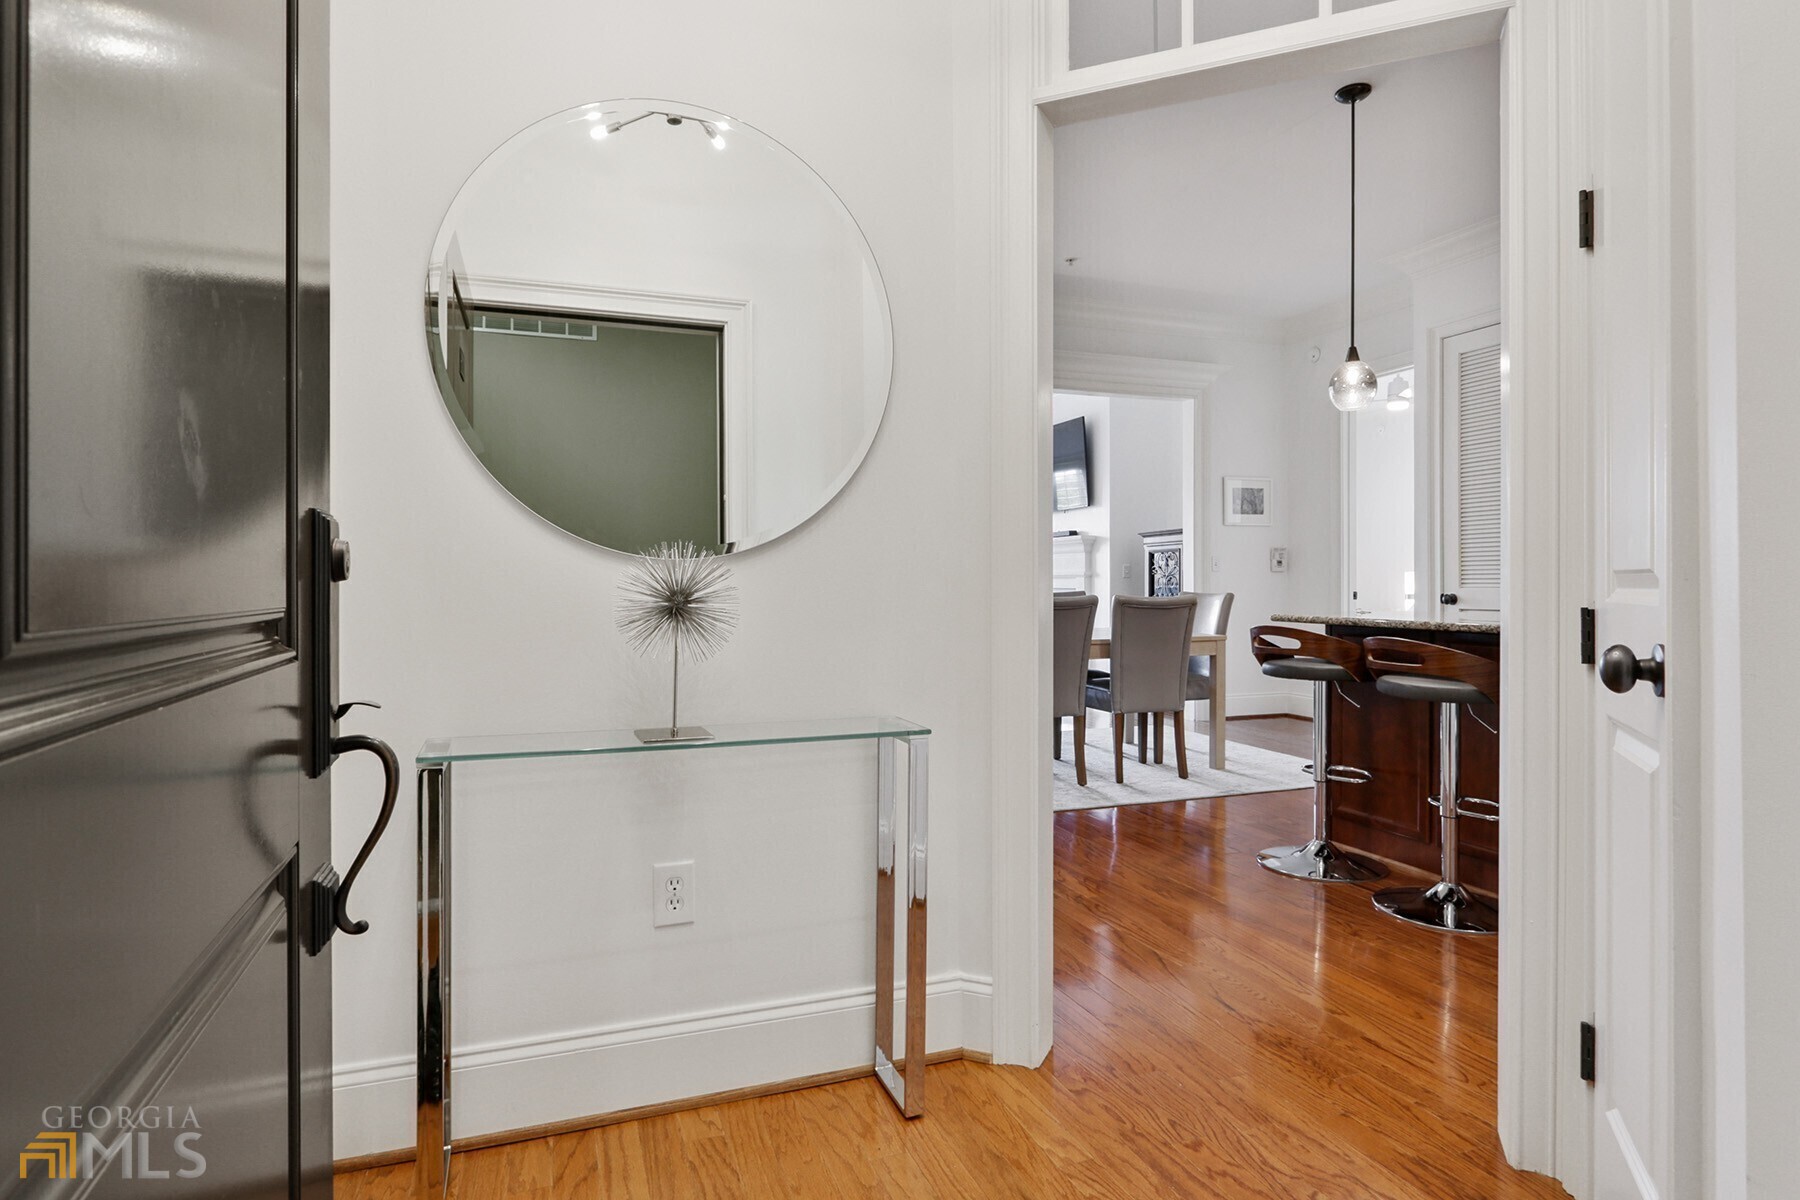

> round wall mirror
[425,100,893,554]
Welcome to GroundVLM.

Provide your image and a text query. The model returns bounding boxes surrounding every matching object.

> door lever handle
[330,732,398,936]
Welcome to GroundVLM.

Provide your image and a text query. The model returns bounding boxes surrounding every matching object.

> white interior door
[1587,0,1689,1194]
[1440,324,1502,619]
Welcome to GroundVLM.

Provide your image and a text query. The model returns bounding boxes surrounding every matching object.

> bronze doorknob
[1599,643,1665,697]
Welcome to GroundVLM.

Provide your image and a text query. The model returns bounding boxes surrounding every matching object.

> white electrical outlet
[652,861,696,928]
[1270,547,1288,573]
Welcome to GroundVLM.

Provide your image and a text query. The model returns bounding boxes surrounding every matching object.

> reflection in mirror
[1347,367,1416,616]
[425,100,893,554]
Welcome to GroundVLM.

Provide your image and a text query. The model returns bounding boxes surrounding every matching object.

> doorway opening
[1035,32,1531,1192]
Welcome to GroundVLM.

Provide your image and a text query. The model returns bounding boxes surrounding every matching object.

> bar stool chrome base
[1255,676,1387,884]
[1258,839,1387,882]
[1372,881,1498,935]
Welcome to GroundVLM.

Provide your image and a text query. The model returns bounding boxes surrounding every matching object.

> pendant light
[1327,82,1378,413]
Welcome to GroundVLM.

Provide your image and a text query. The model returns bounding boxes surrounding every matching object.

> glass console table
[413,717,930,1197]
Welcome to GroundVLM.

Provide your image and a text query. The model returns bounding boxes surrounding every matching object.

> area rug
[1052,724,1312,812]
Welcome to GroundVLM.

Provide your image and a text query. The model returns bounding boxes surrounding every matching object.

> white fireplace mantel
[1052,532,1095,594]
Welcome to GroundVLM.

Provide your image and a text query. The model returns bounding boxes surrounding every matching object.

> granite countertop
[1270,613,1502,635]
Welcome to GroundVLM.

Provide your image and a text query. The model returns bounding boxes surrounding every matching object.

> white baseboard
[1182,690,1312,723]
[333,973,993,1160]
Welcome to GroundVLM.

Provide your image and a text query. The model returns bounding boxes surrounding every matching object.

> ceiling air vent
[471,312,599,341]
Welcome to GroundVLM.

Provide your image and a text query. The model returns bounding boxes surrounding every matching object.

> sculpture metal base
[635,726,714,744]
[1372,882,1498,935]
[1257,839,1387,882]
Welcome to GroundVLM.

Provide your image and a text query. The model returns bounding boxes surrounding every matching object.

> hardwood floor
[337,716,1568,1199]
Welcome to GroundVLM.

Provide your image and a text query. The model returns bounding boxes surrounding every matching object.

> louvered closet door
[1440,324,1503,619]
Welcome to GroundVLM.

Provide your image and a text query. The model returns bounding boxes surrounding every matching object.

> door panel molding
[8,865,290,1200]
[0,633,293,764]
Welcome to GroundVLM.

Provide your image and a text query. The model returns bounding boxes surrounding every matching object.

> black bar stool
[1362,637,1500,934]
[1248,626,1386,882]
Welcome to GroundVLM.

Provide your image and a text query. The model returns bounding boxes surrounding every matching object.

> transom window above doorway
[1066,0,1409,72]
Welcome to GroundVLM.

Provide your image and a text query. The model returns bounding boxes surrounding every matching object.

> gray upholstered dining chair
[1083,594,1199,783]
[1185,591,1236,728]
[1052,593,1100,785]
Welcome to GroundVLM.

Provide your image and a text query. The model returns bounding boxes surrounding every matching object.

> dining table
[1087,631,1228,770]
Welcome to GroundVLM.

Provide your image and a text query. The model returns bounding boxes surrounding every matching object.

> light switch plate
[1270,547,1288,573]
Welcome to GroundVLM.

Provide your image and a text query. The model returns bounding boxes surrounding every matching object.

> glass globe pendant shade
[1328,349,1378,412]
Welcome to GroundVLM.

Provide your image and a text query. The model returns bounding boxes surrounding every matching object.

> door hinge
[1580,1020,1597,1083]
[305,864,341,956]
[1578,189,1596,250]
[1580,606,1596,665]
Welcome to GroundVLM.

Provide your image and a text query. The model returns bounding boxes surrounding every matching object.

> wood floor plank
[336,717,1569,1199]
[591,1120,654,1198]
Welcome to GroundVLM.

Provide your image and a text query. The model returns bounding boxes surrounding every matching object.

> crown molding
[1385,216,1502,280]
[1054,286,1286,347]
[1277,276,1415,346]
[1052,349,1227,399]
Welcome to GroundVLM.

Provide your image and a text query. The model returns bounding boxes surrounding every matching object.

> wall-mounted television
[1052,416,1091,512]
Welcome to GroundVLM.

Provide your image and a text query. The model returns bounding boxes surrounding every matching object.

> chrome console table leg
[873,735,928,1117]
[417,764,452,1198]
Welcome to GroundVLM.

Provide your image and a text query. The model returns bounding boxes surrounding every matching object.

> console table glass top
[417,716,932,764]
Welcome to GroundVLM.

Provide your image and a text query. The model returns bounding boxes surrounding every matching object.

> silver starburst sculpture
[616,541,739,743]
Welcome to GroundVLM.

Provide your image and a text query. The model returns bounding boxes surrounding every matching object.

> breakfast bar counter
[1271,614,1501,893]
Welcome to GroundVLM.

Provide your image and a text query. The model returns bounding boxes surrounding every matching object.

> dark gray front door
[1,2,335,1197]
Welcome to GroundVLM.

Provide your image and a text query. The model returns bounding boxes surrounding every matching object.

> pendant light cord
[1348,96,1357,350]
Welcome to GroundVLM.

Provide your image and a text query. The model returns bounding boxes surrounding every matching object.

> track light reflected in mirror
[584,108,728,150]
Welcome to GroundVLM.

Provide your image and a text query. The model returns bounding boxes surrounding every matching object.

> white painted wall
[1349,399,1417,615]
[1106,396,1188,600]
[331,0,998,1159]
[1696,1,1800,1194]
[1052,391,1186,617]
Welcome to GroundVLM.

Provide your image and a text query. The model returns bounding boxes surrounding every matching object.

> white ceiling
[1052,41,1501,320]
